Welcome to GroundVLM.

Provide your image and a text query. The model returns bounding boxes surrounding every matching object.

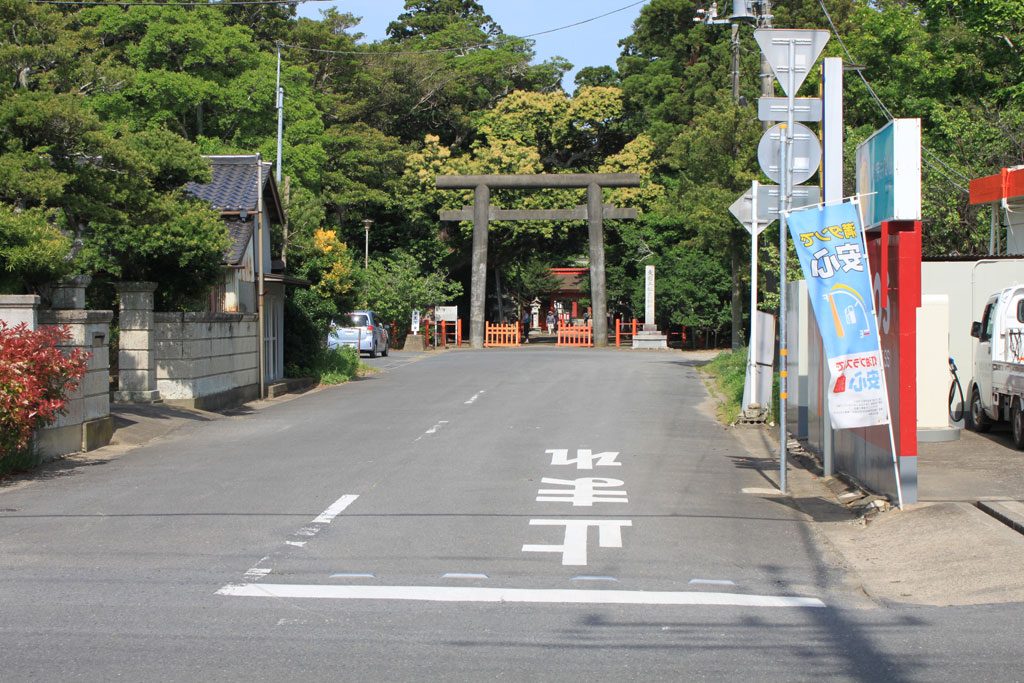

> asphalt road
[1,348,1022,681]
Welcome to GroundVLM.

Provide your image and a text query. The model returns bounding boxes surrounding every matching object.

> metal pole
[363,218,372,269]
[779,37,796,495]
[275,47,283,185]
[749,180,760,411]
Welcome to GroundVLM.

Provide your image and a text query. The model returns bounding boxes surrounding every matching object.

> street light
[363,218,373,269]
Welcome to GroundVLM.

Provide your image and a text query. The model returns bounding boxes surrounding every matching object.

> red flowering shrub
[0,322,89,460]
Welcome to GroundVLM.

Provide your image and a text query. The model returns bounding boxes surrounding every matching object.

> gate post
[587,183,609,347]
[470,184,490,349]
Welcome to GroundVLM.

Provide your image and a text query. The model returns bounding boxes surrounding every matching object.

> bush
[703,347,779,424]
[0,323,88,461]
[286,345,360,385]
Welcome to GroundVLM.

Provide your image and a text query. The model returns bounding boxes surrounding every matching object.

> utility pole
[275,45,284,184]
[694,2,763,350]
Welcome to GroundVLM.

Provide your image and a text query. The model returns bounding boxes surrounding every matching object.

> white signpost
[411,309,421,333]
[751,28,829,492]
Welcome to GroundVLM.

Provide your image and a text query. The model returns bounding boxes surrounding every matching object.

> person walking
[521,307,531,344]
[546,310,555,335]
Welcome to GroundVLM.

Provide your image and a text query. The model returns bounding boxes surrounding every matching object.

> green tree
[360,249,463,344]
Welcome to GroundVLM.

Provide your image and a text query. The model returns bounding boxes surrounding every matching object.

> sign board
[435,305,458,322]
[758,96,822,123]
[855,118,921,228]
[787,199,890,429]
[754,29,830,97]
[757,122,822,186]
[730,184,821,234]
[411,309,421,332]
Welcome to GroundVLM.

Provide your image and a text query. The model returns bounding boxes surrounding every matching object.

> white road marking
[522,519,632,566]
[424,420,449,435]
[243,568,272,580]
[285,541,307,547]
[295,527,319,537]
[312,494,359,524]
[442,573,488,580]
[330,573,376,579]
[547,449,621,470]
[464,391,485,405]
[571,576,618,582]
[216,584,826,608]
[536,477,628,507]
[690,579,737,586]
[742,487,784,496]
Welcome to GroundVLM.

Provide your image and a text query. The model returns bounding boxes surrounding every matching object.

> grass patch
[287,346,362,386]
[704,348,749,424]
[702,347,780,425]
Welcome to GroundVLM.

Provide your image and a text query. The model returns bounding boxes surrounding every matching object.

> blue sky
[298,1,650,89]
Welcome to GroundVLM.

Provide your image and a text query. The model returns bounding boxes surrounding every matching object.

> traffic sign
[729,184,821,234]
[757,122,822,185]
[754,29,830,97]
[758,96,822,123]
[436,305,458,322]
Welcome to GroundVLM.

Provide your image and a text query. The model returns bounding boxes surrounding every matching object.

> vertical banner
[787,200,890,429]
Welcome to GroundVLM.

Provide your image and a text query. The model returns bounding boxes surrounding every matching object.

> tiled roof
[185,155,270,213]
[223,218,253,266]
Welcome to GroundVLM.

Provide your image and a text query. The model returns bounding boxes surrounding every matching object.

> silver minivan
[328,311,390,358]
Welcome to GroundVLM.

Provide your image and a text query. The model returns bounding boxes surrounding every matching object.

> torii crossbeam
[436,173,641,349]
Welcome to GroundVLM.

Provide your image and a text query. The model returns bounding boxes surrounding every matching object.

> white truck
[967,284,1024,447]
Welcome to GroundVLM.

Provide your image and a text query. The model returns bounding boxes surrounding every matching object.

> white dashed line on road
[464,390,486,405]
[312,494,360,524]
[690,579,737,586]
[330,573,376,579]
[442,573,489,580]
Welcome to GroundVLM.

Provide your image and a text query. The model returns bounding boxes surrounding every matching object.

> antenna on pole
[275,44,284,184]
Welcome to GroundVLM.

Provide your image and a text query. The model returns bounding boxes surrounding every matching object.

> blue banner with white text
[787,200,890,429]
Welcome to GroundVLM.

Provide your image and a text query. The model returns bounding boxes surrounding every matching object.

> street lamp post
[363,218,373,269]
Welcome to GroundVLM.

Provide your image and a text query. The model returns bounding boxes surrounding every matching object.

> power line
[280,0,650,57]
[815,0,972,193]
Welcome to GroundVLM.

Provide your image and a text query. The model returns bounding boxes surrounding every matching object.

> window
[981,303,995,342]
[349,314,369,327]
[1017,299,1024,324]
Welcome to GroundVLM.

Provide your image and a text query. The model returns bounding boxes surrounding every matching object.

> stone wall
[153,312,259,410]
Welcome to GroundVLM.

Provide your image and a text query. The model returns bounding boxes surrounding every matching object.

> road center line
[216,584,825,608]
[464,390,485,405]
[312,494,359,524]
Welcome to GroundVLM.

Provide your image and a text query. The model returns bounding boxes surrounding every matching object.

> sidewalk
[731,425,1024,607]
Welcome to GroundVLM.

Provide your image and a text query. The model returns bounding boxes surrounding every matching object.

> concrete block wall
[153,312,259,410]
[36,309,114,457]
[0,294,113,461]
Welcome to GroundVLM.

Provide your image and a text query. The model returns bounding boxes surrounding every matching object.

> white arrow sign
[754,29,830,97]
[729,184,821,235]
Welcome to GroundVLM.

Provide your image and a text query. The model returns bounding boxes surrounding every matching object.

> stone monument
[632,265,668,349]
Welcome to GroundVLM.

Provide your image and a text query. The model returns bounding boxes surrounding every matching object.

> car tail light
[366,325,374,331]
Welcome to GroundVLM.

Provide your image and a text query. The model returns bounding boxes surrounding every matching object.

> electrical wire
[279,0,651,56]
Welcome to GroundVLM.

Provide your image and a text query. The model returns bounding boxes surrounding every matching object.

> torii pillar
[437,173,641,349]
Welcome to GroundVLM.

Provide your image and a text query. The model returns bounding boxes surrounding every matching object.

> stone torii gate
[436,173,640,349]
